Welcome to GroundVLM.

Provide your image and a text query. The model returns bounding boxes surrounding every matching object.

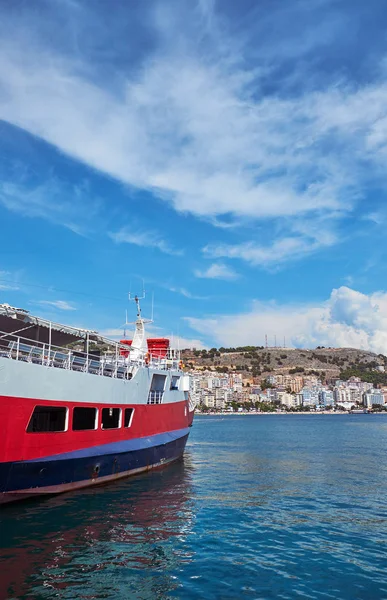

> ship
[0,296,195,504]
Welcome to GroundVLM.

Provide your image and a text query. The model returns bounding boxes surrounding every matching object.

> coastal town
[184,346,387,413]
[190,370,387,413]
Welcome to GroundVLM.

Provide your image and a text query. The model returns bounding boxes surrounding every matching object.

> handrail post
[16,336,19,361]
[86,332,89,369]
[48,322,52,367]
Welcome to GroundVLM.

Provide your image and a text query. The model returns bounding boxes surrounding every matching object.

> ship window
[27,406,67,433]
[150,374,167,391]
[102,408,121,429]
[170,375,180,390]
[73,407,98,431]
[124,408,134,427]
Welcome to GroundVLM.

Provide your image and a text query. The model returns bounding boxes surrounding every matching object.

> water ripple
[1,415,387,599]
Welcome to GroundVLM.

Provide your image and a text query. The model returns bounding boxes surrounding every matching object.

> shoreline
[196,410,375,416]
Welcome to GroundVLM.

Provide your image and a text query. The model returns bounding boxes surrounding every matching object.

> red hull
[0,395,193,463]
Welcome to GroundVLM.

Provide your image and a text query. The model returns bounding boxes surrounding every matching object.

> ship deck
[0,329,180,380]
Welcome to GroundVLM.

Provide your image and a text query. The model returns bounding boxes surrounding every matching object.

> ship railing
[148,390,164,404]
[0,330,182,380]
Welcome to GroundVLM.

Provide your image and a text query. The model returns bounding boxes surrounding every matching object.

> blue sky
[1,0,387,351]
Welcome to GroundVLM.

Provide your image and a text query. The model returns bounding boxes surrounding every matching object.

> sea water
[1,414,387,599]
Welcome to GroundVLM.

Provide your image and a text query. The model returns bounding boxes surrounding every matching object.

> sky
[1,0,387,352]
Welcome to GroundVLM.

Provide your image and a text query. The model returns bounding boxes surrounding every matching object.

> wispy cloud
[38,300,77,311]
[109,228,183,256]
[0,177,98,236]
[363,211,387,226]
[167,285,209,300]
[203,231,337,268]
[194,263,239,280]
[1,0,387,270]
[0,270,20,291]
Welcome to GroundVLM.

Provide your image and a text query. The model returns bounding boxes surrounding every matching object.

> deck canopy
[0,303,102,347]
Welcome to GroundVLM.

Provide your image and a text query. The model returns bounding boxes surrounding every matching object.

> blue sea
[2,414,387,599]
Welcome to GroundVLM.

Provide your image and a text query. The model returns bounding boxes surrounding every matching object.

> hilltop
[181,346,387,383]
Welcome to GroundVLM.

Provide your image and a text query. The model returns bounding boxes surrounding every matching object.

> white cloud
[186,286,387,354]
[194,263,239,280]
[38,300,77,311]
[170,335,207,350]
[99,325,163,340]
[0,6,385,234]
[109,228,183,256]
[99,328,126,340]
[2,1,387,269]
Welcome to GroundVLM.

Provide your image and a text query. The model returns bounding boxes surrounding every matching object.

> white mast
[125,287,153,361]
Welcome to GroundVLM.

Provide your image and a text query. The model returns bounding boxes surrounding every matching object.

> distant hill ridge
[181,346,387,383]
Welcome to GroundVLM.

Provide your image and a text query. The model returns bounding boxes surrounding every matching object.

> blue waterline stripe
[27,428,190,463]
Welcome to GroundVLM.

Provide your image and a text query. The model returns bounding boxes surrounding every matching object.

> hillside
[181,346,387,382]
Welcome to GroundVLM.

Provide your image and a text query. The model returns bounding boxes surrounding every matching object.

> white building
[202,394,216,409]
[334,386,352,405]
[281,393,300,409]
[364,389,385,408]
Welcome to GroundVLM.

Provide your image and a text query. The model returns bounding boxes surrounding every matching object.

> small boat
[0,297,195,504]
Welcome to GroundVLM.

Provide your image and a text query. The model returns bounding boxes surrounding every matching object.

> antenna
[128,279,145,301]
[265,334,268,348]
[126,281,153,325]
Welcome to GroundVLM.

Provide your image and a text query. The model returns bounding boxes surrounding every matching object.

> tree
[261,381,275,390]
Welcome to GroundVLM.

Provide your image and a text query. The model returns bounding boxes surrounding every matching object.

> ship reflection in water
[0,456,195,600]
